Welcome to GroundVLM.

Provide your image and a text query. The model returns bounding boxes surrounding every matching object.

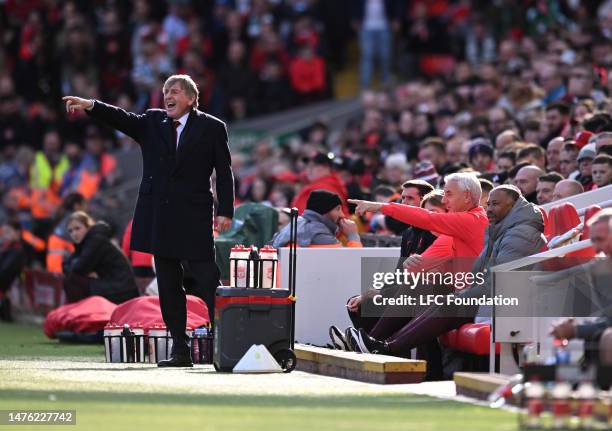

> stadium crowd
[1,0,612,371]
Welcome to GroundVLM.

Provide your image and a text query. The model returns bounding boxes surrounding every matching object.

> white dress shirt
[174,112,189,148]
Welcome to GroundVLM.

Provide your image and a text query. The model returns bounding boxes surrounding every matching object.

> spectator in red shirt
[292,152,349,215]
[288,43,327,103]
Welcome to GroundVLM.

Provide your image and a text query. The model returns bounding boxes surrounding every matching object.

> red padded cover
[440,323,500,355]
[43,296,117,338]
[109,295,209,329]
[581,205,602,241]
[545,202,580,242]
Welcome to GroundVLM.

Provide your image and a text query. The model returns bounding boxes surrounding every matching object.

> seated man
[550,209,612,365]
[340,180,436,335]
[0,220,27,321]
[351,185,545,355]
[272,189,361,248]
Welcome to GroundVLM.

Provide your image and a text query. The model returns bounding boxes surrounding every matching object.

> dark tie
[172,120,181,150]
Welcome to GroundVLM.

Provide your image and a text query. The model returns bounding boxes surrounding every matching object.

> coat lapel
[173,110,200,172]
[161,117,175,155]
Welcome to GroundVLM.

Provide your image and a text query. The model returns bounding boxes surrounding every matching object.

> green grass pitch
[0,322,517,430]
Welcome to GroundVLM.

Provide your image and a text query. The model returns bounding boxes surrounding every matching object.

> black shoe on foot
[329,325,349,351]
[357,328,390,355]
[157,354,193,367]
[345,327,362,353]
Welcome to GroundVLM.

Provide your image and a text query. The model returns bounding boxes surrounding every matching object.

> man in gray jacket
[272,189,362,248]
[355,185,546,354]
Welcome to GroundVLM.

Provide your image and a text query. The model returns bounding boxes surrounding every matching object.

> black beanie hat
[306,189,342,215]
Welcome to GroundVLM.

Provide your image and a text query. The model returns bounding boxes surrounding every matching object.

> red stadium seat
[581,205,602,240]
[545,202,580,242]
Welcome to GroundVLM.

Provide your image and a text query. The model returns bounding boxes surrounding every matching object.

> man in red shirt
[292,152,348,215]
[350,172,488,258]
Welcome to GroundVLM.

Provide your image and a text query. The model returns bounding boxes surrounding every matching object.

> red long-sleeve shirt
[382,203,488,257]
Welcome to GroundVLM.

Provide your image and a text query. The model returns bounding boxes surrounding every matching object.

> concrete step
[454,372,513,403]
[295,344,426,384]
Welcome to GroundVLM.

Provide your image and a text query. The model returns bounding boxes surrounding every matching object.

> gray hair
[163,74,199,109]
[444,172,482,206]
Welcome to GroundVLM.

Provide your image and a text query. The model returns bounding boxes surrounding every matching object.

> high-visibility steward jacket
[46,216,75,273]
[29,152,69,190]
[30,188,61,219]
[21,230,46,252]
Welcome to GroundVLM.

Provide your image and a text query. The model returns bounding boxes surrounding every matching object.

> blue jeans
[359,28,392,88]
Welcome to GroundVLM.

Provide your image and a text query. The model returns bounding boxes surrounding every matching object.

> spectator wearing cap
[468,138,495,173]
[272,190,362,248]
[592,155,612,188]
[517,144,547,171]
[537,172,564,204]
[413,160,439,186]
[576,143,596,191]
[418,137,452,176]
[547,137,565,172]
[514,165,544,203]
[575,130,595,149]
[291,152,349,215]
[553,179,584,201]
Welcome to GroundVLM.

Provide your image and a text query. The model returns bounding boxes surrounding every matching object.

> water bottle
[192,327,206,364]
[523,379,545,429]
[554,338,571,365]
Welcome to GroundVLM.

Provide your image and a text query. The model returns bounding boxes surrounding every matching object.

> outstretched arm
[63,96,145,142]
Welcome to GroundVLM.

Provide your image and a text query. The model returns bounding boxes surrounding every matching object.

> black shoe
[357,328,390,355]
[157,354,194,367]
[345,327,361,353]
[329,325,349,351]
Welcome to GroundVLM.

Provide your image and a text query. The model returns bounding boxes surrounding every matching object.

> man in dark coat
[63,74,235,367]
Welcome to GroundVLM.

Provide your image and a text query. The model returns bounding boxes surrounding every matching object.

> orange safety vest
[46,234,75,273]
[21,230,46,252]
[30,188,61,219]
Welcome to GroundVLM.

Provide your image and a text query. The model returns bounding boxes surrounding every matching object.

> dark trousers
[371,303,473,357]
[154,256,220,356]
[347,290,446,379]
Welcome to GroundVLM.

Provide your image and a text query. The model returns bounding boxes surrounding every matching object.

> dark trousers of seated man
[154,256,220,356]
[368,282,479,359]
[348,283,450,380]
